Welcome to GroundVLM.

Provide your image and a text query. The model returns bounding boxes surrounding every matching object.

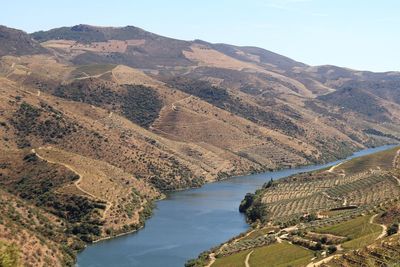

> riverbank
[200,145,400,267]
[77,145,397,267]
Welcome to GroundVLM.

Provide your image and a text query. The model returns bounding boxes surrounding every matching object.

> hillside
[0,26,47,57]
[0,24,400,265]
[188,147,400,267]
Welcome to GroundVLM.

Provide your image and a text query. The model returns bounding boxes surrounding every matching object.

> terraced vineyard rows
[260,151,400,222]
[323,234,400,266]
[217,235,276,257]
[268,193,337,219]
[187,147,400,267]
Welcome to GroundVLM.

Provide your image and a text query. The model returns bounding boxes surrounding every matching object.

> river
[77,145,395,267]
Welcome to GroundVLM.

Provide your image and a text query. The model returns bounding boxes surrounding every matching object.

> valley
[0,23,400,266]
[78,146,396,267]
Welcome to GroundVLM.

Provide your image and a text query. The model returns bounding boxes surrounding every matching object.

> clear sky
[2,0,400,71]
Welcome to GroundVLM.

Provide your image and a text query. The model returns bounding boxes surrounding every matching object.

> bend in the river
[77,145,396,267]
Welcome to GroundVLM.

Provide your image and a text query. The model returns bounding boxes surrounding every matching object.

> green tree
[0,241,20,267]
[387,223,399,236]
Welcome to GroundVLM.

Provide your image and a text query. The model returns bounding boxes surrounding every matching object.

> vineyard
[187,147,400,267]
[322,234,400,266]
[259,147,400,223]
[205,199,400,267]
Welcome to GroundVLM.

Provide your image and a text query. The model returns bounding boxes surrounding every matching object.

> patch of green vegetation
[387,223,399,236]
[239,193,255,213]
[239,190,267,223]
[315,215,381,249]
[337,146,399,175]
[72,64,116,77]
[249,242,314,267]
[318,87,391,122]
[138,201,155,224]
[342,232,380,250]
[243,227,277,241]
[9,102,78,147]
[167,78,303,136]
[9,102,41,148]
[69,222,101,242]
[0,241,20,267]
[185,251,211,267]
[321,209,351,217]
[32,25,107,43]
[122,85,163,128]
[54,81,162,128]
[363,128,400,141]
[147,156,204,190]
[0,152,102,225]
[213,249,249,267]
[0,152,104,245]
[9,161,77,201]
[32,25,154,43]
[124,189,141,219]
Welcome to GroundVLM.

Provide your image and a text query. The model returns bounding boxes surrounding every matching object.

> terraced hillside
[0,190,75,266]
[187,147,400,267]
[242,147,400,224]
[322,204,400,266]
[1,24,400,265]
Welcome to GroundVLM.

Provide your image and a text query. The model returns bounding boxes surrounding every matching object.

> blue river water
[77,145,395,267]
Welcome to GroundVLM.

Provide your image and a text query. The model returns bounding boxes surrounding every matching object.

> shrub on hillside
[387,223,399,236]
[0,241,20,267]
[239,193,255,213]
[54,81,162,128]
[167,78,303,136]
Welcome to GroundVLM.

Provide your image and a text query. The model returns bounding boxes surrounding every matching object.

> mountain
[31,24,193,68]
[0,24,400,265]
[0,25,47,56]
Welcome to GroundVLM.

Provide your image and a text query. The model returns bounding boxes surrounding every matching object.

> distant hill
[0,25,47,56]
[31,24,160,42]
[318,87,391,122]
[32,24,193,68]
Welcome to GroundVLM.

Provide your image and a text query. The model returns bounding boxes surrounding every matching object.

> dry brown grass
[112,65,164,87]
[183,44,259,71]
[183,44,313,97]
[0,190,68,267]
[35,146,158,230]
[42,39,145,54]
[1,55,73,81]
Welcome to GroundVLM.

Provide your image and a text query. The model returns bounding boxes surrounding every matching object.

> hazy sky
[2,0,400,71]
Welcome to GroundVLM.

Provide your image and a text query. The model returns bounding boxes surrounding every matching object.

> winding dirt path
[327,162,344,173]
[392,175,400,186]
[205,253,216,267]
[31,147,111,218]
[75,70,113,80]
[207,229,256,266]
[234,229,257,244]
[369,214,387,240]
[393,149,400,168]
[391,149,400,186]
[244,250,254,267]
[171,95,193,111]
[306,255,338,267]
